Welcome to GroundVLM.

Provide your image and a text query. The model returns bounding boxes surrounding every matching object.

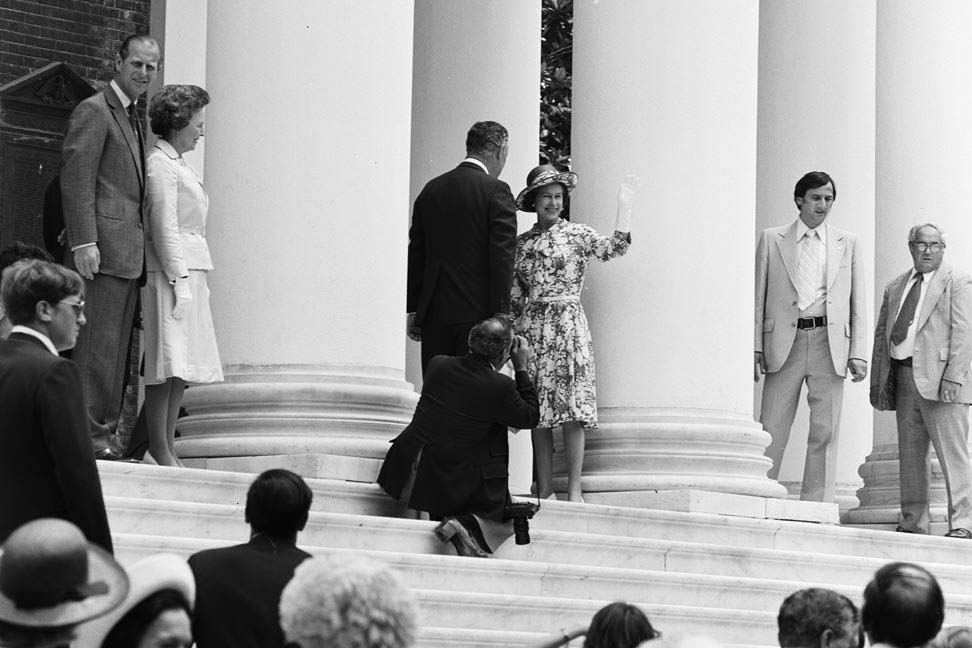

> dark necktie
[128,103,145,163]
[890,274,923,346]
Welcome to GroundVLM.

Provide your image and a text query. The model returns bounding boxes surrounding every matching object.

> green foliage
[540,0,572,169]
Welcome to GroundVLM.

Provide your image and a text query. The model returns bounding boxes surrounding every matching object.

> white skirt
[141,270,223,385]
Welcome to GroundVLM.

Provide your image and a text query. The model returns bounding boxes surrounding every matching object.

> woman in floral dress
[511,165,636,502]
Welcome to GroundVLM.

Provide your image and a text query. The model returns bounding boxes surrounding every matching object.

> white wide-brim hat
[74,553,195,648]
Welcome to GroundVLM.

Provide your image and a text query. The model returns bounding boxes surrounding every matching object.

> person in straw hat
[0,518,128,648]
[512,166,638,503]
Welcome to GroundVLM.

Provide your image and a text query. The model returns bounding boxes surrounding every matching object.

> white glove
[172,277,192,320]
[615,173,640,233]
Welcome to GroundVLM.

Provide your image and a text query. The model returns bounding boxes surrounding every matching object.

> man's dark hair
[778,588,860,648]
[244,469,313,537]
[467,318,512,360]
[0,241,52,274]
[118,34,158,61]
[465,121,508,158]
[793,171,836,206]
[103,588,190,648]
[1,259,82,325]
[862,562,944,648]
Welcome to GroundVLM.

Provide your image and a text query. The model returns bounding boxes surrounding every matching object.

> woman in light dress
[142,84,222,467]
[512,165,636,502]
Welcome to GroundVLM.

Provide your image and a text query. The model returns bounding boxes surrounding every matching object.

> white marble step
[104,496,972,609]
[413,589,775,644]
[111,534,972,622]
[98,463,972,568]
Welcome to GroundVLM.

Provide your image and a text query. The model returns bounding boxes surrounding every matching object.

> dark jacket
[377,354,540,521]
[0,333,113,551]
[406,162,518,325]
[188,535,312,648]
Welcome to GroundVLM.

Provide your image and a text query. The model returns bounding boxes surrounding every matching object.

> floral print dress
[511,219,630,429]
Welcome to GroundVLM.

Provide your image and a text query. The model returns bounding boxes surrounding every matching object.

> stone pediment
[0,62,95,132]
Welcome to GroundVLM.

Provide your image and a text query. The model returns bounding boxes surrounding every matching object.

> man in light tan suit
[755,171,868,502]
[870,224,972,538]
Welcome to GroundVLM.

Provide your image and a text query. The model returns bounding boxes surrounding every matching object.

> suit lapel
[916,265,949,332]
[775,222,800,290]
[825,227,845,290]
[105,88,144,188]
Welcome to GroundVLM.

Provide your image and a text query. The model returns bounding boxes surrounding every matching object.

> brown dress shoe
[433,517,488,558]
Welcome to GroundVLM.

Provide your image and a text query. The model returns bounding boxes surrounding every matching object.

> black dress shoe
[433,517,488,558]
[945,528,972,539]
[95,447,139,462]
[895,525,918,533]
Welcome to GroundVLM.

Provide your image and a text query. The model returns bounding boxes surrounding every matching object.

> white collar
[154,139,182,160]
[795,219,827,244]
[109,80,134,110]
[462,157,490,175]
[9,325,58,356]
[908,268,936,284]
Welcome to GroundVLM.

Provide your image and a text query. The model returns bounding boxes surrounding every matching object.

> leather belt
[892,357,913,367]
[796,316,827,329]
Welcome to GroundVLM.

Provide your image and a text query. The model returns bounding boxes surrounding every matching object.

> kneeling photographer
[377,318,541,557]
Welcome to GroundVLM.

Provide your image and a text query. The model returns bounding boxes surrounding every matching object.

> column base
[556,407,787,499]
[176,364,418,463]
[843,443,951,525]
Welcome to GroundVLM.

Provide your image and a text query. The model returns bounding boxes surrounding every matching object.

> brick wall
[0,0,151,90]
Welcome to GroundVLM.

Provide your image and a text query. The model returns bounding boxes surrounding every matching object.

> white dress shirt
[795,220,828,317]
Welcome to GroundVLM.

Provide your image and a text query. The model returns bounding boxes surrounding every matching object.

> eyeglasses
[910,242,944,253]
[58,299,85,317]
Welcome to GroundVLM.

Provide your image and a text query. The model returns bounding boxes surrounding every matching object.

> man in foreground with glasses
[871,224,972,538]
[0,259,113,552]
[755,171,868,502]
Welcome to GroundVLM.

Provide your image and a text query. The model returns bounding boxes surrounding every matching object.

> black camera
[504,501,540,545]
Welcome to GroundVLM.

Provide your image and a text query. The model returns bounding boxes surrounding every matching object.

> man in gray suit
[755,172,868,502]
[61,34,160,459]
[871,224,972,538]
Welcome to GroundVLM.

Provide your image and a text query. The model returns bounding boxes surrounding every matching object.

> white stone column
[754,0,876,509]
[846,0,972,530]
[176,0,419,477]
[407,0,541,493]
[571,0,786,502]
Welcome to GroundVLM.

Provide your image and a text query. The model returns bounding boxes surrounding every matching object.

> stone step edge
[104,495,972,585]
[96,462,972,563]
[111,532,972,614]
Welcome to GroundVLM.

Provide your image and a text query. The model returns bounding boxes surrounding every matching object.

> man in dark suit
[870,224,972,538]
[378,318,540,557]
[407,121,518,373]
[61,34,161,459]
[189,469,313,648]
[0,260,113,552]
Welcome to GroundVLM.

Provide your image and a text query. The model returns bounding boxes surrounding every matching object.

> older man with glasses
[871,224,972,539]
[0,259,113,552]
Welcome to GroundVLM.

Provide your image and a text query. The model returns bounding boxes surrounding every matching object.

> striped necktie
[797,230,822,311]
